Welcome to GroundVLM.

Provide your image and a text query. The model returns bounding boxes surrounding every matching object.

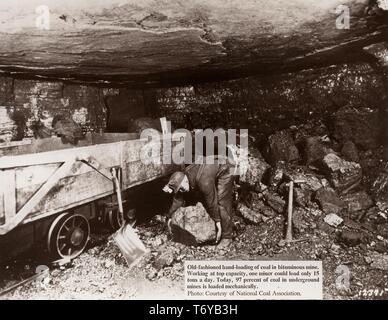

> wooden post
[160,117,169,135]
[3,169,16,223]
[112,168,124,217]
[285,180,294,243]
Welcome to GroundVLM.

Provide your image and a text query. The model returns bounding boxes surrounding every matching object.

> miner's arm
[197,179,221,222]
[167,195,185,218]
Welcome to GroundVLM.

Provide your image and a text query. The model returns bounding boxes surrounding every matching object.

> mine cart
[0,133,180,262]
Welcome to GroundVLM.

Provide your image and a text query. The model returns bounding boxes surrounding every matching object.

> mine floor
[0,211,387,300]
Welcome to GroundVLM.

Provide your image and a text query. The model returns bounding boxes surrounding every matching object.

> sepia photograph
[0,0,387,303]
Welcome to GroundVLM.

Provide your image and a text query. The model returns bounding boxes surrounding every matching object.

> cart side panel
[15,164,59,211]
[27,170,115,220]
[121,138,179,188]
[2,137,180,229]
[124,160,163,187]
[121,139,145,163]
[11,142,122,224]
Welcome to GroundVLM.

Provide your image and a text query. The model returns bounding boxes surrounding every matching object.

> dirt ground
[1,211,387,300]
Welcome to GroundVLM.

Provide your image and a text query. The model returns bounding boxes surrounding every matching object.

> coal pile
[1,106,388,300]
[133,105,388,299]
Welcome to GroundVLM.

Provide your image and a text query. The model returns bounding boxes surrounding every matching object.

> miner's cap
[166,171,186,194]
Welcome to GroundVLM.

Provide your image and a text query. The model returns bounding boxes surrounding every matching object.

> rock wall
[152,62,386,146]
[0,61,386,145]
[0,79,146,142]
[105,88,148,133]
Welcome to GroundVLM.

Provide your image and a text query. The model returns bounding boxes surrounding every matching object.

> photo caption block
[185,260,322,300]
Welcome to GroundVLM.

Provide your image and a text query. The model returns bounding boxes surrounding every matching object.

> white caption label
[185,260,322,300]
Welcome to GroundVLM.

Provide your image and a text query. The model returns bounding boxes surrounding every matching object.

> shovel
[111,168,148,268]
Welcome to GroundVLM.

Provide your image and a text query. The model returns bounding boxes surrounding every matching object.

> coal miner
[163,158,236,249]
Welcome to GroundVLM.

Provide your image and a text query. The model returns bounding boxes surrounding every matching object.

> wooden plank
[0,133,140,158]
[90,133,139,144]
[0,171,5,225]
[0,139,33,149]
[0,141,122,169]
[12,146,119,189]
[3,134,175,170]
[3,169,16,223]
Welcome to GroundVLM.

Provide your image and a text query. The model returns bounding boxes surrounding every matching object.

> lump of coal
[154,249,175,271]
[342,191,374,213]
[31,120,53,139]
[238,148,271,189]
[370,161,388,211]
[338,230,363,247]
[293,187,313,207]
[237,203,262,224]
[365,252,388,271]
[321,153,362,194]
[52,115,84,145]
[264,192,286,214]
[239,190,276,219]
[170,202,216,246]
[284,169,324,192]
[341,140,359,163]
[332,106,380,150]
[292,208,309,233]
[278,168,324,207]
[266,130,300,165]
[323,213,344,227]
[314,187,345,214]
[268,161,287,188]
[302,136,334,165]
[293,120,329,145]
[128,117,162,134]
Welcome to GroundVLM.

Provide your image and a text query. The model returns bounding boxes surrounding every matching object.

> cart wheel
[106,208,125,231]
[47,213,90,259]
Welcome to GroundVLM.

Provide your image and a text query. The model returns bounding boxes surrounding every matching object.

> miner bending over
[163,159,235,248]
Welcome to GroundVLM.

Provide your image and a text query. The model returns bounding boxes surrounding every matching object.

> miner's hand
[216,221,222,244]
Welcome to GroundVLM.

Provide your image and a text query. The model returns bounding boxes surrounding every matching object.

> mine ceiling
[0,0,387,87]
